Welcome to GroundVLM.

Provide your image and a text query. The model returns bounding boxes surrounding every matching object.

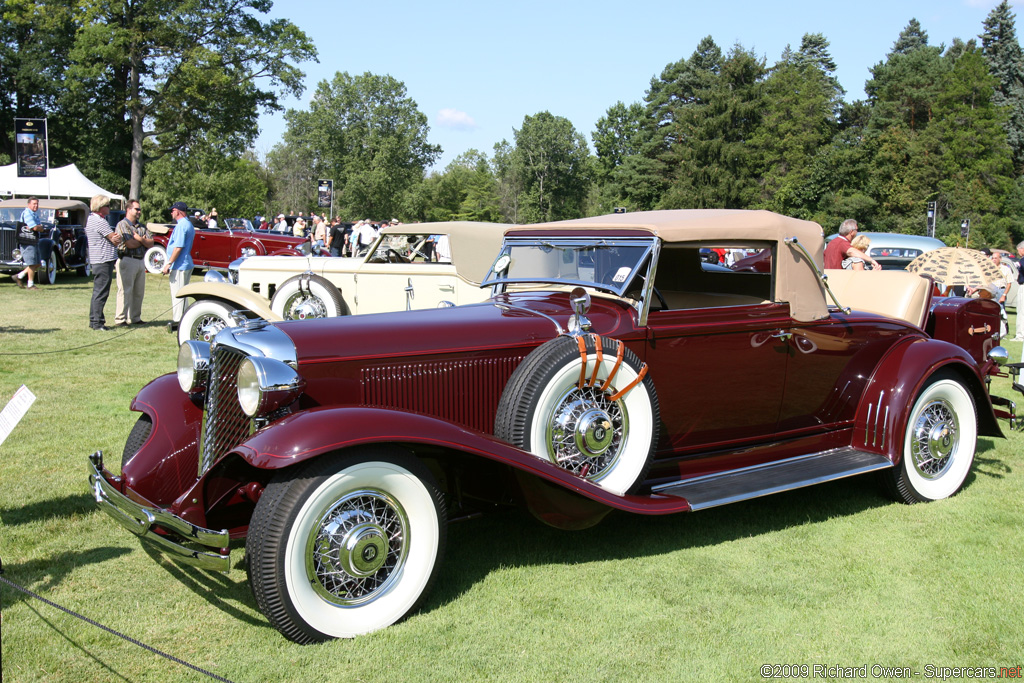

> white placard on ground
[0,385,36,448]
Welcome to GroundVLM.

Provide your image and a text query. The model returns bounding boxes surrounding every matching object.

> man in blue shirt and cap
[162,201,195,332]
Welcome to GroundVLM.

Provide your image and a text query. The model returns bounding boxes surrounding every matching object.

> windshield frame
[483,236,658,297]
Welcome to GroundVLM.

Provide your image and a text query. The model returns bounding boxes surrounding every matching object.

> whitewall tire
[495,335,659,496]
[247,449,446,643]
[177,299,236,345]
[886,375,978,503]
[270,273,345,320]
[144,245,167,274]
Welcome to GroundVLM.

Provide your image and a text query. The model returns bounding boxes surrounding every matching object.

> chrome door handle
[771,330,792,342]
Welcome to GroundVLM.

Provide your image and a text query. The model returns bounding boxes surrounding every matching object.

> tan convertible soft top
[0,198,89,212]
[506,209,829,322]
[380,221,513,285]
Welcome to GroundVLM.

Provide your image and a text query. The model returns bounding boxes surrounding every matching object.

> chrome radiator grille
[199,343,253,475]
[0,227,16,260]
[361,356,525,433]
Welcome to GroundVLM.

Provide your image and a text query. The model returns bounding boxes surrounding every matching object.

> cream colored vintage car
[173,221,510,344]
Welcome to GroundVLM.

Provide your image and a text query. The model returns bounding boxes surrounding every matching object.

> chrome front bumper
[87,451,231,572]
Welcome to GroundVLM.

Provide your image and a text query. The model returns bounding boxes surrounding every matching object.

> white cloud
[436,108,477,131]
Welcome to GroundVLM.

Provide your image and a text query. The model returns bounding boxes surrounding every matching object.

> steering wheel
[385,247,410,264]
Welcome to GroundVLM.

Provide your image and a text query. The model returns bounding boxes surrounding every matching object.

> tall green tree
[926,46,1018,247]
[980,0,1024,173]
[279,71,440,220]
[495,112,592,223]
[751,34,843,216]
[590,101,647,213]
[65,0,314,199]
[865,20,946,132]
[0,0,80,165]
[142,137,269,219]
[403,150,500,223]
[658,44,766,209]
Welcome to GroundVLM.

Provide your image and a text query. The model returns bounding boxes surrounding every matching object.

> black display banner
[317,179,333,208]
[15,118,47,178]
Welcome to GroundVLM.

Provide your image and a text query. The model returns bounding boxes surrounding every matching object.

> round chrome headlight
[177,340,211,394]
[237,357,305,418]
[203,269,228,284]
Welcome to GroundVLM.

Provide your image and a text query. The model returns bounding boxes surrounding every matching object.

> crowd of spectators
[255,213,401,257]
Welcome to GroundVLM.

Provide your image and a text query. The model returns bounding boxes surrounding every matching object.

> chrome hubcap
[547,386,627,480]
[306,489,408,606]
[286,295,327,320]
[911,399,958,479]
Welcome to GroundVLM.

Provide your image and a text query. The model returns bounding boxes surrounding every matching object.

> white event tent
[0,163,126,202]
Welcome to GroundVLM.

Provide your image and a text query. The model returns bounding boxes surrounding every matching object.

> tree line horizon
[3,1,1024,248]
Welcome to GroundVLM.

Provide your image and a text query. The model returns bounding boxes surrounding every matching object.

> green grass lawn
[1,274,1023,682]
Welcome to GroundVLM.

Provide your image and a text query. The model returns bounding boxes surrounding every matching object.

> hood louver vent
[361,356,525,432]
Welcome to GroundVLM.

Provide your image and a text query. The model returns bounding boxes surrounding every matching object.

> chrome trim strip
[865,403,873,445]
[881,405,889,450]
[637,239,661,328]
[88,452,230,572]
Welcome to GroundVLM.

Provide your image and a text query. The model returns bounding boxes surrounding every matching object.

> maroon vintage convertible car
[88,209,1009,643]
[144,218,313,273]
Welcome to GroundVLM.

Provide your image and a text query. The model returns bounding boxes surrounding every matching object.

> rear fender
[854,337,1001,464]
[231,406,691,515]
[175,281,280,321]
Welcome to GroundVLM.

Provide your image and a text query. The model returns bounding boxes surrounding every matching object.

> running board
[652,448,893,511]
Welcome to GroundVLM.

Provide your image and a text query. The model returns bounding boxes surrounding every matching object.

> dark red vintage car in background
[88,209,1009,643]
[143,217,314,273]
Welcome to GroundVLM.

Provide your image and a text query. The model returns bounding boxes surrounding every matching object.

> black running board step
[652,448,893,511]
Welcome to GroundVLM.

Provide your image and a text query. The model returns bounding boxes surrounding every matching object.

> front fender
[232,407,690,515]
[175,281,281,321]
[124,373,204,506]
[854,336,1001,463]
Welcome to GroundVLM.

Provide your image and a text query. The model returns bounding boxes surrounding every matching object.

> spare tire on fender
[494,334,659,496]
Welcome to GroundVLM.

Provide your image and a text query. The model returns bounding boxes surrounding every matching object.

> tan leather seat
[823,269,932,328]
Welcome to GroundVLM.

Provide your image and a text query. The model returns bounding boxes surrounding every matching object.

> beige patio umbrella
[905,247,1003,288]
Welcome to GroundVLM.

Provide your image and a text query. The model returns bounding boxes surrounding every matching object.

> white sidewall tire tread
[283,461,441,638]
[178,300,236,345]
[144,245,166,274]
[898,378,978,502]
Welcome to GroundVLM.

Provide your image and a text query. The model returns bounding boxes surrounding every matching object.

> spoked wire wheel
[496,334,659,496]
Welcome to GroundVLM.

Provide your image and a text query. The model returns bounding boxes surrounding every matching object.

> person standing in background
[112,199,153,326]
[14,196,43,289]
[85,195,123,330]
[162,201,195,333]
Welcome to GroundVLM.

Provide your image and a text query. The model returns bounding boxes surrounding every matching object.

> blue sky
[256,0,1021,171]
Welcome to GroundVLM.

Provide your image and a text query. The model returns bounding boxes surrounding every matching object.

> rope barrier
[0,561,236,683]
[0,303,176,356]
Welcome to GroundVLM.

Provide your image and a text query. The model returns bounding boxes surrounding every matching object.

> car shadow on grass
[429,447,1010,613]
[0,492,96,526]
[140,541,269,629]
[972,437,1013,481]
